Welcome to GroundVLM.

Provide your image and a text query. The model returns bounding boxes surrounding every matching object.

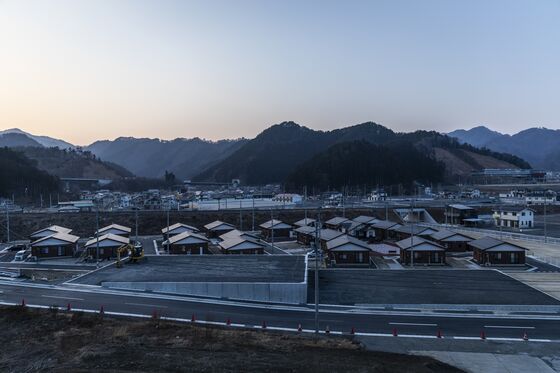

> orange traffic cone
[523,332,529,341]
[67,303,71,311]
[437,330,442,338]
[392,328,398,337]
[226,318,231,326]
[350,327,355,335]
[191,314,196,323]
[152,310,158,320]
[480,330,486,340]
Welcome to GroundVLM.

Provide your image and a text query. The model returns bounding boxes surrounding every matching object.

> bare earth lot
[0,306,462,373]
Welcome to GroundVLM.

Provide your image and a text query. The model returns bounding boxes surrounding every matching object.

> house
[468,237,527,266]
[259,219,293,241]
[370,242,400,256]
[396,237,446,266]
[318,229,345,251]
[30,225,73,241]
[324,217,351,231]
[347,216,378,239]
[294,225,316,246]
[30,232,80,258]
[204,220,236,238]
[219,237,266,254]
[162,232,210,255]
[444,204,477,225]
[326,235,372,265]
[162,223,199,240]
[492,207,535,229]
[85,234,130,259]
[370,220,401,241]
[430,230,473,252]
[390,225,439,241]
[96,224,131,237]
[219,229,260,242]
[292,218,316,229]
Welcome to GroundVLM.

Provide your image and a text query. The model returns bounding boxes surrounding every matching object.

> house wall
[87,245,120,259]
[223,248,264,255]
[329,251,369,265]
[169,242,210,255]
[400,250,446,265]
[261,227,292,241]
[296,232,313,246]
[32,244,75,258]
[473,248,525,265]
[440,240,470,252]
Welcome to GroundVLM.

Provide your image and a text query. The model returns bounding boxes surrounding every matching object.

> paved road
[1,281,560,341]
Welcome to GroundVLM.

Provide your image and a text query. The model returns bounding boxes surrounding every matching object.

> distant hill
[448,126,560,170]
[0,147,59,199]
[194,122,530,188]
[16,147,133,179]
[0,128,74,149]
[85,137,248,179]
[0,133,43,148]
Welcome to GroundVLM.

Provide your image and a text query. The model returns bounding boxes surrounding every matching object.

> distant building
[96,224,131,238]
[85,234,129,259]
[219,237,266,255]
[326,235,372,266]
[259,219,293,241]
[30,232,80,258]
[370,220,401,241]
[30,225,73,241]
[292,218,316,229]
[396,237,446,266]
[294,225,316,246]
[430,230,473,252]
[444,204,477,225]
[162,223,199,241]
[492,207,534,229]
[324,217,351,231]
[204,220,236,238]
[162,232,210,255]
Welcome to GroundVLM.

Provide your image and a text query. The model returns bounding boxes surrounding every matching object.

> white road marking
[41,295,84,301]
[389,322,437,327]
[125,302,169,308]
[484,325,536,329]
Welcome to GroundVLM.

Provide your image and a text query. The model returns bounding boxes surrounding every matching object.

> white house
[492,207,534,229]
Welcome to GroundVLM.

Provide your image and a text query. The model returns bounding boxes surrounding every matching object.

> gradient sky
[1,0,559,145]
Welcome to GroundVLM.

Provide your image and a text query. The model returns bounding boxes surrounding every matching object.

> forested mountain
[194,122,530,187]
[0,148,59,199]
[86,137,248,179]
[0,128,74,149]
[448,126,560,170]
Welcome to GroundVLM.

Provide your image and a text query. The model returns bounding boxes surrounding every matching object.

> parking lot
[307,269,560,305]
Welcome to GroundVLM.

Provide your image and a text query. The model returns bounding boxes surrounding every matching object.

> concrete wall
[102,281,307,305]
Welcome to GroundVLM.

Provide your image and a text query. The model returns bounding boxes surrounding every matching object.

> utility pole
[166,208,170,253]
[95,206,100,268]
[270,208,274,249]
[410,198,415,267]
[544,198,548,243]
[239,200,243,231]
[135,208,139,242]
[5,205,10,243]
[252,196,255,232]
[314,207,321,334]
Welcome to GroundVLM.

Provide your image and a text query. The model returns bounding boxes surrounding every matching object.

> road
[1,281,559,342]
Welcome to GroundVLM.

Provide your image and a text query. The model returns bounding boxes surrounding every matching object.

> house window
[510,253,516,263]
[497,253,502,260]
[42,247,49,254]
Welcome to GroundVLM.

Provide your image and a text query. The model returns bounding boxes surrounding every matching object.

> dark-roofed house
[390,225,439,241]
[292,218,316,229]
[294,225,316,246]
[204,220,236,238]
[371,220,401,241]
[319,229,345,251]
[468,237,527,266]
[162,223,199,241]
[30,225,72,241]
[219,237,266,254]
[396,237,446,266]
[445,204,477,225]
[324,217,350,231]
[430,230,474,252]
[85,234,130,259]
[219,229,260,242]
[347,216,378,240]
[259,219,293,241]
[30,232,80,258]
[163,232,210,255]
[326,235,372,266]
[96,223,131,237]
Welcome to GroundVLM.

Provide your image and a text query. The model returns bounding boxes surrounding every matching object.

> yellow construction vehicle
[116,242,145,268]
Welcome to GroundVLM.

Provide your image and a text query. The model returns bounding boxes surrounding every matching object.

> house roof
[319,229,345,241]
[294,226,316,235]
[98,223,131,234]
[325,217,350,226]
[85,233,129,248]
[204,220,235,231]
[396,237,444,251]
[493,207,535,213]
[31,232,80,246]
[448,204,475,210]
[326,235,371,251]
[219,237,265,251]
[371,220,400,230]
[259,219,292,230]
[219,229,259,241]
[164,231,209,245]
[468,237,527,251]
[430,229,473,241]
[352,216,378,224]
[161,223,199,234]
[293,218,316,227]
[30,225,72,237]
[390,225,436,235]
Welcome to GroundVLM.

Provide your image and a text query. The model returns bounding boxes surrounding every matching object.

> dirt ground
[0,306,463,373]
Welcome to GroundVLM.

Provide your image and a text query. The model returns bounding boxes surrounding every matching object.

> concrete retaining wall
[102,281,307,305]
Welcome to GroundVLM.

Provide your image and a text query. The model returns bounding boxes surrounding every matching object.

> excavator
[116,242,145,268]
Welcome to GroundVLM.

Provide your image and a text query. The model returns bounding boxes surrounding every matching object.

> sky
[0,0,559,145]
